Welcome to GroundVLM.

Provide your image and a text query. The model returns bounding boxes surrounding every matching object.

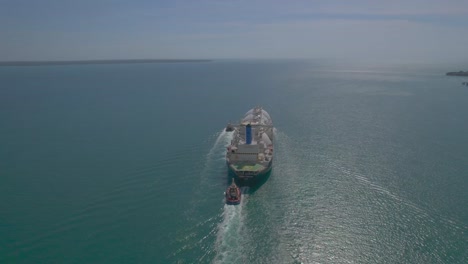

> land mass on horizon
[0,59,212,67]
[446,71,468,76]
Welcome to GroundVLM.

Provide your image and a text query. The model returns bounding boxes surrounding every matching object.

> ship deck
[231,163,265,172]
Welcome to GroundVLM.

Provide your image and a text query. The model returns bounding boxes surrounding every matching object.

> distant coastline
[446,71,468,76]
[0,59,212,67]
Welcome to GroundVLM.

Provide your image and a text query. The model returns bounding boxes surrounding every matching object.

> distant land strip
[446,71,468,76]
[0,59,212,67]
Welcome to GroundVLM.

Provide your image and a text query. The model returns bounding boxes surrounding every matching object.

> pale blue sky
[1,0,468,62]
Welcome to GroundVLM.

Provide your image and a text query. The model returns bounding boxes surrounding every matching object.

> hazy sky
[1,0,468,62]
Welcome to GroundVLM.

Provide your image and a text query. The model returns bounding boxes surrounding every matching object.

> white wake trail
[213,197,247,264]
[199,130,231,179]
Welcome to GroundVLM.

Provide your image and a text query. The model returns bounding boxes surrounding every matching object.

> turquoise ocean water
[1,60,467,263]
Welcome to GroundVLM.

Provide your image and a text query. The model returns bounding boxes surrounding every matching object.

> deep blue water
[1,60,467,263]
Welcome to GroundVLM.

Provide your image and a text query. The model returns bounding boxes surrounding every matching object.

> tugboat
[225,122,234,132]
[225,178,241,205]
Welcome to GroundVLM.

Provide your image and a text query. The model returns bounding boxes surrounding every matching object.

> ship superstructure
[226,107,274,181]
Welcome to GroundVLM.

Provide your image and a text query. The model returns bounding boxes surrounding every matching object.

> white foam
[213,196,247,264]
[198,129,233,177]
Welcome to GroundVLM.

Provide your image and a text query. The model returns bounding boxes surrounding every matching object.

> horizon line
[0,59,213,67]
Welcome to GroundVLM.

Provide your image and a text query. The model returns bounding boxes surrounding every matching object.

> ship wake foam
[174,129,236,261]
[213,197,247,264]
[196,129,232,190]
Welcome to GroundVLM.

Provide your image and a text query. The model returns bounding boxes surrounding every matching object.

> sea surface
[1,60,467,263]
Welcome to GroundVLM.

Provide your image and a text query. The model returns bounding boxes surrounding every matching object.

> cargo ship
[225,107,274,182]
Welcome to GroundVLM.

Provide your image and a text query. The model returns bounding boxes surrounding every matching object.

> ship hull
[227,160,273,186]
[225,107,274,188]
